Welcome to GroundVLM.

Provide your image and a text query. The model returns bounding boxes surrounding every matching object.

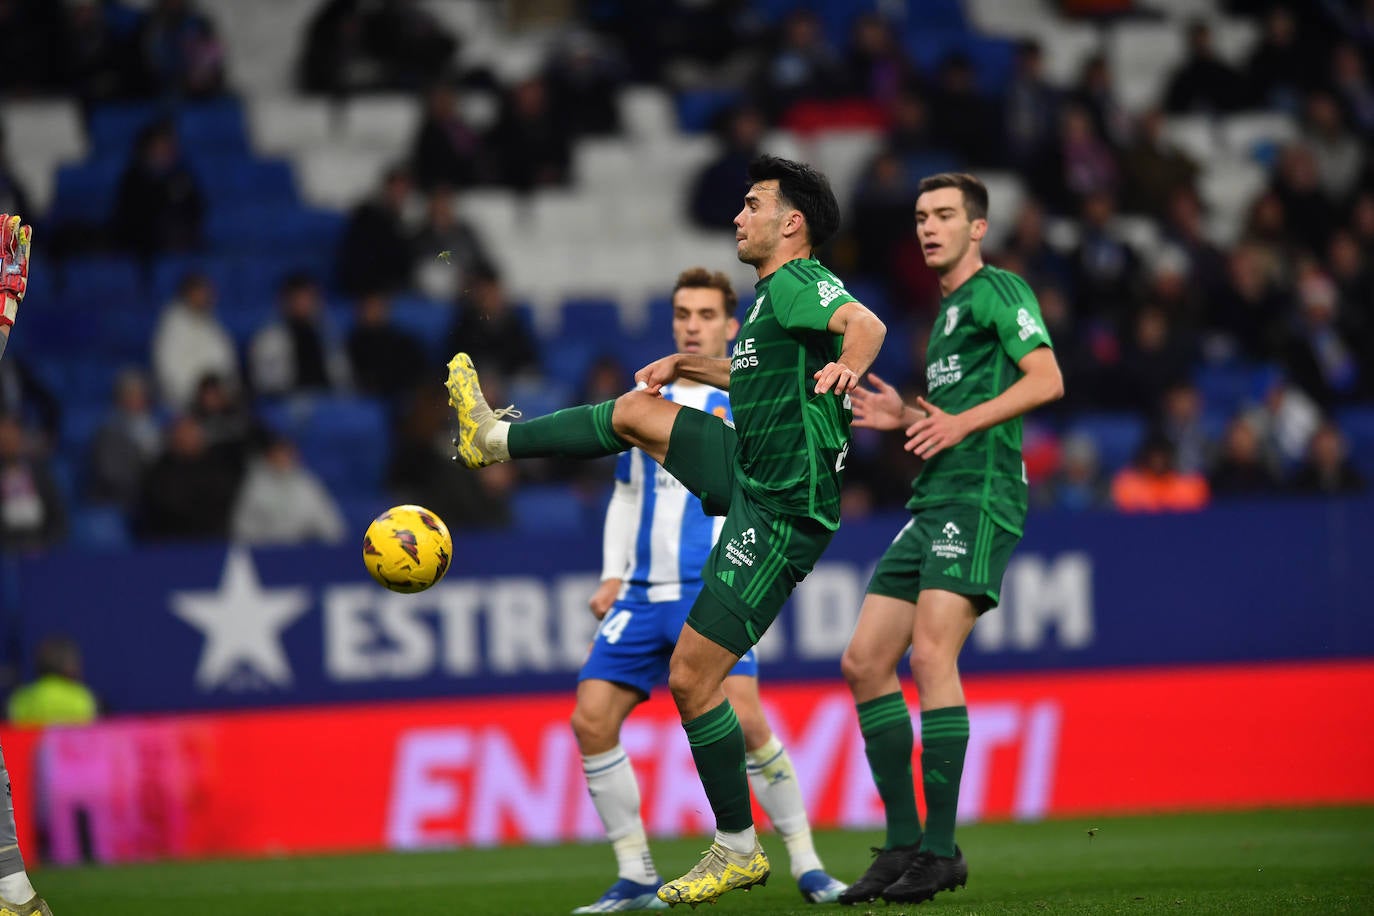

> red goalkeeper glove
[0,213,33,328]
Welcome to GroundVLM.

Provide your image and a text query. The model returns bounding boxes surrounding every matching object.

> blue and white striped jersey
[605,381,732,604]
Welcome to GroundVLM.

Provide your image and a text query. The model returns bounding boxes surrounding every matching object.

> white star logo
[171,548,311,691]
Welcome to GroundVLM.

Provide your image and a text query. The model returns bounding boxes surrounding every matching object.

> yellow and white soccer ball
[362,505,453,593]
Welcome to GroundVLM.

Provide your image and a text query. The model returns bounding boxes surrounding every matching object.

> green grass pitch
[37,807,1374,915]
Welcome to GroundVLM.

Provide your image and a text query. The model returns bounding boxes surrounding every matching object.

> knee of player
[908,636,958,679]
[840,643,885,688]
[612,389,655,434]
[570,703,617,747]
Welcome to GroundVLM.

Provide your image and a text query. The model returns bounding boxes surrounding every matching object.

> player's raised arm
[814,300,886,395]
[0,214,34,363]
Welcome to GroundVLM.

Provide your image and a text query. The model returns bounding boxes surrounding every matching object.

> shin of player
[568,269,845,912]
[838,173,1063,907]
[448,157,885,907]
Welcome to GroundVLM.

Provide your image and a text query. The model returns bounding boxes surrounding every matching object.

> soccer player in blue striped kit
[568,267,847,912]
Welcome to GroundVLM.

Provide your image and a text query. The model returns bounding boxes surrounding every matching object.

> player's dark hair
[747,154,841,250]
[672,266,738,314]
[917,172,990,222]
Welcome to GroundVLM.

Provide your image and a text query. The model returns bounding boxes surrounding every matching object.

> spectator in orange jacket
[1111,432,1210,513]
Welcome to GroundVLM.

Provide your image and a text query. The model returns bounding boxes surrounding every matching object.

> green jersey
[729,257,855,531]
[908,265,1053,536]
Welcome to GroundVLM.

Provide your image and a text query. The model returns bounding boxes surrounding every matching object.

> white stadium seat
[248,97,335,155]
[1163,115,1222,164]
[1221,112,1298,161]
[295,147,391,210]
[340,96,420,154]
[1107,21,1186,113]
[619,87,680,142]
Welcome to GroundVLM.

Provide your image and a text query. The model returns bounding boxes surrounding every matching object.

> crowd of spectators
[0,0,1369,551]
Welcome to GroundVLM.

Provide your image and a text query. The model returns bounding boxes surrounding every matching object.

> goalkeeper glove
[0,213,33,328]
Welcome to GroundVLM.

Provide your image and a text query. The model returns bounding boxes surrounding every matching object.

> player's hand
[634,353,681,396]
[0,214,33,328]
[904,396,971,460]
[849,372,910,430]
[813,360,861,396]
[589,578,622,620]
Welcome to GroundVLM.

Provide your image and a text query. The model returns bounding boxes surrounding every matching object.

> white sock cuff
[487,421,511,462]
[582,745,629,775]
[745,734,785,769]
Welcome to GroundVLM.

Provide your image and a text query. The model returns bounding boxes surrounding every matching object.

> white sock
[485,421,511,462]
[583,746,657,884]
[714,825,757,857]
[0,871,36,904]
[747,735,823,878]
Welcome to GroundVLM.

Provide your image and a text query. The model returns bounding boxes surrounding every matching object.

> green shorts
[866,504,1020,612]
[663,407,834,656]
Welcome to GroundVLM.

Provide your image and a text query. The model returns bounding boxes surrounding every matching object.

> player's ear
[970,217,988,242]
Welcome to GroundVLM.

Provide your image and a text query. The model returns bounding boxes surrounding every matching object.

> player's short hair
[672,266,737,314]
[917,172,990,222]
[747,155,841,250]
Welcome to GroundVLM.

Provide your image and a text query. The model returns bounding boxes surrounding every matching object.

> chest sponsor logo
[1017,308,1043,341]
[932,521,968,560]
[926,353,962,390]
[944,305,959,336]
[731,337,759,372]
[817,280,845,307]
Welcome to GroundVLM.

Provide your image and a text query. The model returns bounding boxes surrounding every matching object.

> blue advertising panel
[4,497,1371,714]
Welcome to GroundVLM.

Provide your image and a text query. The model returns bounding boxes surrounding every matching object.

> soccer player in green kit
[836,173,1064,906]
[445,155,886,908]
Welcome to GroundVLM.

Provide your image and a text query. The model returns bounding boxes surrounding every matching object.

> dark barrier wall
[3,497,1371,714]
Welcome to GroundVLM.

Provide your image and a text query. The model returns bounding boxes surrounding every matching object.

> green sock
[918,705,969,857]
[857,692,923,849]
[683,701,752,833]
[506,401,628,459]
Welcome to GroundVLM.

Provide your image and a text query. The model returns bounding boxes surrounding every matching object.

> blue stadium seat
[675,88,745,132]
[265,395,391,490]
[1067,412,1147,473]
[905,31,1018,94]
[1194,361,1264,416]
[51,160,124,226]
[1335,406,1374,479]
[179,101,250,155]
[194,156,297,208]
[387,294,454,360]
[149,254,239,305]
[60,405,108,453]
[512,485,585,534]
[508,377,573,418]
[86,102,162,155]
[541,339,601,387]
[559,298,625,344]
[59,256,144,306]
[71,506,133,551]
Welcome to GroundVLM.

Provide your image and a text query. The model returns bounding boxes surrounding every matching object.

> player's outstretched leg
[0,896,51,916]
[880,845,968,904]
[573,878,668,914]
[445,353,520,467]
[655,841,770,908]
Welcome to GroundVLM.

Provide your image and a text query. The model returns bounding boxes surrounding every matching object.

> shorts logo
[932,521,968,560]
[817,280,844,307]
[725,528,758,567]
[944,305,959,335]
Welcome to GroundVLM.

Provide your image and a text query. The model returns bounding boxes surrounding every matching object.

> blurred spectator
[112,119,205,256]
[346,292,428,398]
[387,387,513,530]
[487,76,572,192]
[1035,432,1109,510]
[0,0,62,93]
[134,414,239,541]
[1350,190,1374,259]
[885,89,938,156]
[366,0,457,91]
[927,51,1001,167]
[689,105,763,231]
[1282,261,1361,405]
[546,30,624,138]
[1054,104,1118,212]
[442,266,540,379]
[1002,198,1072,291]
[298,0,456,95]
[151,271,239,410]
[189,372,267,472]
[0,124,32,220]
[410,187,493,300]
[231,435,346,545]
[55,0,137,105]
[1070,191,1140,322]
[297,0,371,94]
[1208,415,1281,498]
[1270,143,1338,256]
[87,367,161,507]
[577,354,631,405]
[757,9,843,119]
[248,273,350,397]
[1120,109,1199,220]
[1146,244,1204,329]
[336,164,415,297]
[411,81,485,191]
[1290,421,1365,495]
[850,149,917,287]
[1304,91,1366,200]
[0,353,61,448]
[1243,4,1315,112]
[844,12,916,107]
[1069,52,1130,149]
[1238,190,1299,288]
[1158,382,1212,474]
[7,636,98,727]
[1209,241,1288,360]
[134,0,226,99]
[1163,20,1247,115]
[1327,42,1374,135]
[0,415,65,551]
[1160,185,1228,306]
[1118,305,1195,409]
[1244,368,1321,468]
[1003,40,1061,182]
[1110,433,1210,513]
[1326,229,1374,369]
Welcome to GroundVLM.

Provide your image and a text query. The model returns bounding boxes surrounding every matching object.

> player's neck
[938,252,985,296]
[755,245,812,280]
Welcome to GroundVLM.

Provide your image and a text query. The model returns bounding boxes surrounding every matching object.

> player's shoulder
[771,258,850,302]
[970,265,1037,307]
